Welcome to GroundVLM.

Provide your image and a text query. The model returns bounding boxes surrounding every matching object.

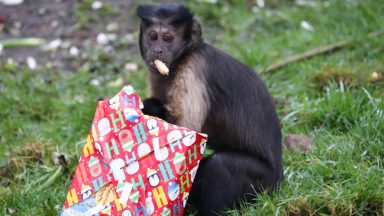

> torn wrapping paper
[61,86,207,216]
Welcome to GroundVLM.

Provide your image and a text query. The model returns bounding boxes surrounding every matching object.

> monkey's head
[137,4,202,75]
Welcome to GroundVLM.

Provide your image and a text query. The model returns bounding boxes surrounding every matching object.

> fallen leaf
[284,134,315,153]
[7,208,17,214]
[107,77,124,88]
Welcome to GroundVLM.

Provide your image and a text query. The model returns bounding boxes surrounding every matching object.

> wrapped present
[61,86,207,216]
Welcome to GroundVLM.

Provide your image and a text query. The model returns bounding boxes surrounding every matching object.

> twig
[0,38,45,48]
[262,29,384,73]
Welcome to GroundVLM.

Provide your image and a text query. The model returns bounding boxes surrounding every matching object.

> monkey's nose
[153,48,163,55]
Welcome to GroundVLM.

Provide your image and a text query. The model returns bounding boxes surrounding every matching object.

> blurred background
[0,0,383,215]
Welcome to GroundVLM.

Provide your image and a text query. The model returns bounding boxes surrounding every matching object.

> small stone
[124,34,134,42]
[61,40,71,49]
[124,63,139,72]
[106,33,117,41]
[14,21,22,29]
[97,33,108,45]
[69,46,79,56]
[300,20,314,32]
[370,71,379,81]
[90,79,101,86]
[284,134,315,153]
[296,0,317,7]
[106,22,119,32]
[0,43,3,55]
[3,0,24,5]
[46,39,62,51]
[26,56,37,70]
[256,0,265,8]
[102,45,113,52]
[80,52,88,59]
[92,1,103,10]
[51,20,59,28]
[59,11,66,17]
[38,8,47,15]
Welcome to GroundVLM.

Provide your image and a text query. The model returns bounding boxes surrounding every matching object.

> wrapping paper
[61,86,207,216]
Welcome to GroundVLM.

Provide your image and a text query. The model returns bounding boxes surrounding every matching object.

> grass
[1,0,384,215]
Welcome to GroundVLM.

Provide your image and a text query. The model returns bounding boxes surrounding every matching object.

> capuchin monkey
[138,3,283,216]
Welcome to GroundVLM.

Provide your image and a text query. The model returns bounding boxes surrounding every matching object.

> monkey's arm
[142,98,170,120]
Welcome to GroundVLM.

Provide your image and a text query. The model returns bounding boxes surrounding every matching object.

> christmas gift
[61,86,207,216]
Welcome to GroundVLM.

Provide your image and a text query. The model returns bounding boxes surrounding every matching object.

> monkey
[137,3,283,216]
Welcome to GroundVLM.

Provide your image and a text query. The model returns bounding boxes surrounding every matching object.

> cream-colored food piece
[154,59,169,75]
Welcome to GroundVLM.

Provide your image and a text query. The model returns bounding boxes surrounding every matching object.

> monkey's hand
[142,98,169,120]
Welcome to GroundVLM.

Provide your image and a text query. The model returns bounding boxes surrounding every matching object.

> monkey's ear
[191,18,202,42]
[137,5,155,27]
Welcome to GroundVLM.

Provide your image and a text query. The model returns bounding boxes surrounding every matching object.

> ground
[0,0,136,70]
[0,0,383,215]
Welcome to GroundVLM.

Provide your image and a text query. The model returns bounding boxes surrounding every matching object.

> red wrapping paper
[61,86,207,216]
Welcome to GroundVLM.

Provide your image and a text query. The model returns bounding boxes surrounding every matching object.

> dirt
[0,0,137,70]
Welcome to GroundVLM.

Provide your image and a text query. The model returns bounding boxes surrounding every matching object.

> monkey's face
[139,23,188,75]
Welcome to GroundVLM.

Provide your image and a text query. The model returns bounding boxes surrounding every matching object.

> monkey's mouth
[149,60,170,75]
[149,60,167,67]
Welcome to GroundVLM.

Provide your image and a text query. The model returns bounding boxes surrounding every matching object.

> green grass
[1,0,384,215]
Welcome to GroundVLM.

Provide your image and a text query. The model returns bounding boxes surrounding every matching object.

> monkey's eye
[149,33,158,41]
[163,34,174,42]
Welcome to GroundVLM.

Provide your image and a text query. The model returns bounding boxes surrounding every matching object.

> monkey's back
[198,43,282,177]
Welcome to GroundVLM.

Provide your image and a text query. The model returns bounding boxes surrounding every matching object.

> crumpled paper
[61,86,207,216]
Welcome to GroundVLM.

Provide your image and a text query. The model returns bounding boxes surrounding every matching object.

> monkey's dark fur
[138,4,282,216]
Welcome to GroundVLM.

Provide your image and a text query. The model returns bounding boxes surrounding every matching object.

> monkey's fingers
[154,59,169,75]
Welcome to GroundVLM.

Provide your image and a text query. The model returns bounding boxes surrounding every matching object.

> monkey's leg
[142,98,169,120]
[188,151,279,216]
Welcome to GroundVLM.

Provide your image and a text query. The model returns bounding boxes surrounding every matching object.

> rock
[284,134,315,153]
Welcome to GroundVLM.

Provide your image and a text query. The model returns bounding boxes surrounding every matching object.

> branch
[262,29,384,73]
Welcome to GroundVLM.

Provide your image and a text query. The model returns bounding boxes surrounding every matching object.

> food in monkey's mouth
[154,59,169,75]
